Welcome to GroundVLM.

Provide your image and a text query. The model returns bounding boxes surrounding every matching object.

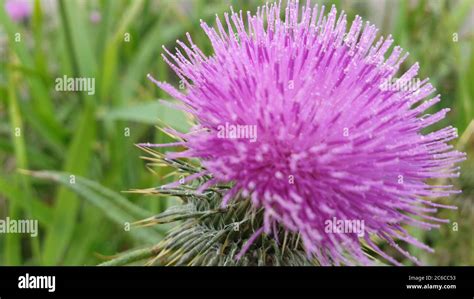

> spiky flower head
[146,1,466,265]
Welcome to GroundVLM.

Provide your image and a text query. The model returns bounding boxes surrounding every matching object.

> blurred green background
[0,0,472,266]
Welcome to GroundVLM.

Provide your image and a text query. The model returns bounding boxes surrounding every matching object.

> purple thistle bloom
[147,1,466,265]
[5,0,31,22]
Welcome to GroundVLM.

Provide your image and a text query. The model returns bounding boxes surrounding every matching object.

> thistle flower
[5,0,31,22]
[145,1,466,265]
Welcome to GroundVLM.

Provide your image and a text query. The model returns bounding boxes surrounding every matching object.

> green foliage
[24,169,165,243]
[106,150,317,266]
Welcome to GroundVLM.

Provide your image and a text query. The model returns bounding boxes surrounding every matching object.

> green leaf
[24,170,164,245]
[0,1,67,153]
[101,101,190,132]
[0,175,52,224]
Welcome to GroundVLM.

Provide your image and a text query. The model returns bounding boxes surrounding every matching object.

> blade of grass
[41,104,96,265]
[101,101,190,132]
[59,0,98,79]
[24,170,164,244]
[63,206,106,265]
[6,57,41,264]
[0,175,52,224]
[0,2,67,153]
[99,0,144,102]
[41,0,102,265]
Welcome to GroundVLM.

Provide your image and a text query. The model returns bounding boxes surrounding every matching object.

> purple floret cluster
[147,1,466,265]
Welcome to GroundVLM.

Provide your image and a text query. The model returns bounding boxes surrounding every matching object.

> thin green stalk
[6,55,42,264]
[42,0,97,264]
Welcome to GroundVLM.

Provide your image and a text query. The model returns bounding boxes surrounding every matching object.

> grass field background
[0,0,473,266]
